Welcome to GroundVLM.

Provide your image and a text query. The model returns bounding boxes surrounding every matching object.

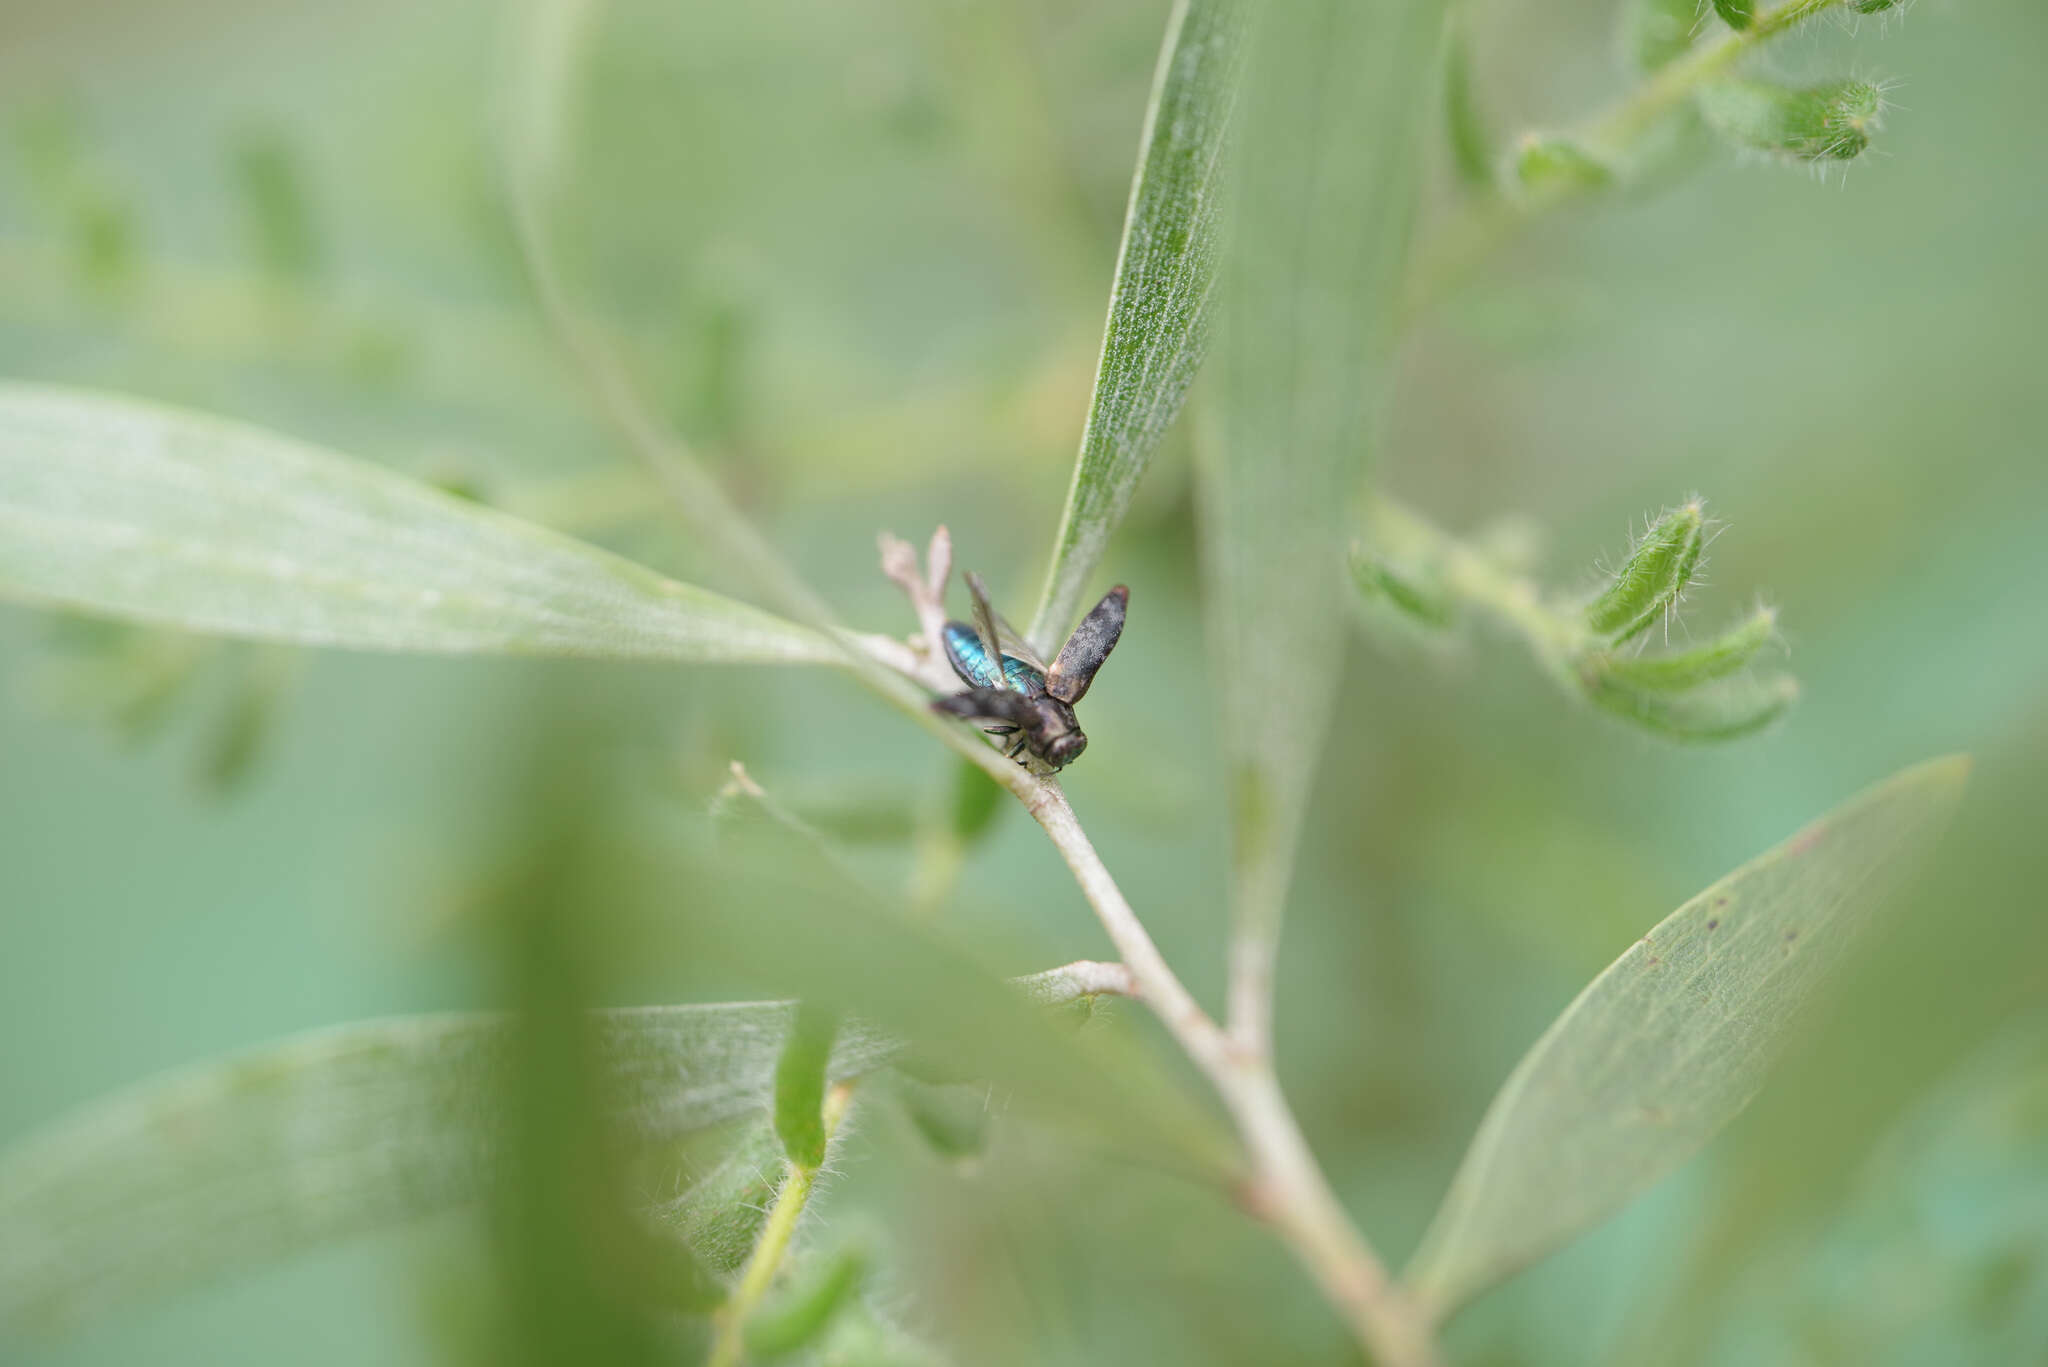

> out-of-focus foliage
[1,0,2044,1364]
[1698,1012,2048,1367]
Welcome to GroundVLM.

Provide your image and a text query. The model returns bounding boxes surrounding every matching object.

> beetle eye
[1047,733,1087,767]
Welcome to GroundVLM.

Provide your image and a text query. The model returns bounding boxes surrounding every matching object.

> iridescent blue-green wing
[942,621,1005,689]
[1001,654,1046,695]
[943,621,1046,696]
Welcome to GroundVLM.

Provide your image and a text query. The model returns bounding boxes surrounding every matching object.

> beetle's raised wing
[1045,585,1128,704]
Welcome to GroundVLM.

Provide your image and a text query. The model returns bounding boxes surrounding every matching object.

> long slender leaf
[1404,756,1971,1317]
[0,1005,895,1332]
[0,384,835,663]
[1025,0,1244,654]
[1200,0,1448,1024]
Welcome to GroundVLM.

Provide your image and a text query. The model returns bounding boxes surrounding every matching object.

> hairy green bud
[1698,79,1882,162]
[1592,605,1778,692]
[1850,0,1902,12]
[1513,135,1614,195]
[1712,0,1755,30]
[1584,671,1798,742]
[773,1001,839,1171]
[1349,542,1454,627]
[1584,502,1706,642]
[1624,0,1704,72]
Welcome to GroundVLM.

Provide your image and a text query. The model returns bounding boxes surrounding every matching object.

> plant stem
[509,13,1434,1353]
[1368,497,1587,668]
[1403,0,1849,321]
[1025,781,1442,1367]
[706,1082,856,1367]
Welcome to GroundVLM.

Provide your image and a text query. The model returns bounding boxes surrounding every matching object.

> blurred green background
[2,0,2044,1363]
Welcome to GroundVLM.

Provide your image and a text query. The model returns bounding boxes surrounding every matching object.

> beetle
[930,577,1128,771]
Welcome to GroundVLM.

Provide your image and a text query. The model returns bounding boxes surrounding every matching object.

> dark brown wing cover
[1045,585,1127,704]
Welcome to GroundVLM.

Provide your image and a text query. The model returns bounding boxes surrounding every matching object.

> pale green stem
[706,1082,856,1367]
[1403,0,1850,323]
[1023,782,1442,1367]
[1368,496,1590,676]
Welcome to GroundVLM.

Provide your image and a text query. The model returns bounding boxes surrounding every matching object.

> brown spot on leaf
[1707,918,1720,930]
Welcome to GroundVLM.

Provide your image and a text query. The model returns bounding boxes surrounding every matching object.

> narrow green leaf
[1200,0,1447,994]
[1590,605,1778,693]
[0,1005,895,1330]
[893,1075,994,1161]
[1349,541,1455,628]
[1442,11,1495,188]
[772,1003,838,1171]
[230,127,320,283]
[0,384,835,664]
[1582,668,1797,742]
[695,808,1237,1178]
[1512,135,1615,195]
[1712,0,1756,30]
[1405,757,1971,1317]
[1624,0,1706,73]
[1026,0,1245,653]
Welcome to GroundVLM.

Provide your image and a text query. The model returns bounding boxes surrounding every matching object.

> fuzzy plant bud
[1712,0,1755,30]
[1850,0,1902,11]
[1624,0,1704,72]
[1513,134,1614,195]
[1594,604,1779,692]
[1349,542,1454,627]
[1584,501,1706,642]
[773,1000,839,1171]
[1698,79,1883,162]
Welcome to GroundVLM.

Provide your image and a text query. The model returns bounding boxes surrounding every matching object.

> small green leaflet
[1404,756,1970,1317]
[0,1005,895,1331]
[0,384,835,664]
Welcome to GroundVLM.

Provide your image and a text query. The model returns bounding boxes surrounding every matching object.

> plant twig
[875,533,1440,1362]
[707,1081,856,1367]
[1023,782,1442,1367]
[1404,0,1850,321]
